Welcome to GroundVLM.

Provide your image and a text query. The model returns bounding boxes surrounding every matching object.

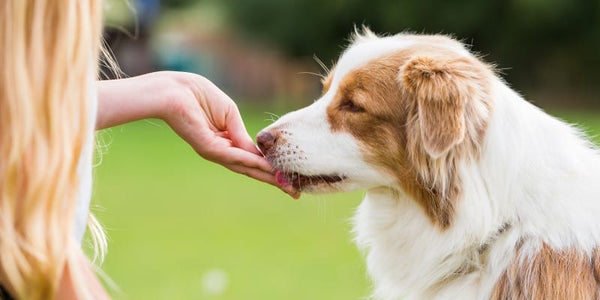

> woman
[0,1,297,299]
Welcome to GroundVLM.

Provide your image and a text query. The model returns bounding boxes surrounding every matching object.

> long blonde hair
[0,0,107,298]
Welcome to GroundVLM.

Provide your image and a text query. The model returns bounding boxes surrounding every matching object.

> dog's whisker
[263,112,281,123]
[297,71,325,80]
[313,54,330,73]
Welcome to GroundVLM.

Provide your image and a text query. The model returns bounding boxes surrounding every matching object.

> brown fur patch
[594,248,600,284]
[492,244,600,300]
[404,57,465,157]
[326,41,493,228]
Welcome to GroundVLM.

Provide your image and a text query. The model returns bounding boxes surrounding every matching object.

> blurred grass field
[88,107,600,300]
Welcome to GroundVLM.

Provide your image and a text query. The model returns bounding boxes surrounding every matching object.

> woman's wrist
[96,71,190,129]
[157,71,207,126]
[143,71,188,122]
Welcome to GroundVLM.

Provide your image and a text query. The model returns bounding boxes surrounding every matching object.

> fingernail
[281,187,299,199]
[289,191,300,200]
[255,145,265,156]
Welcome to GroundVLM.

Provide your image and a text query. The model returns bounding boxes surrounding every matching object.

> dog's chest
[353,189,487,299]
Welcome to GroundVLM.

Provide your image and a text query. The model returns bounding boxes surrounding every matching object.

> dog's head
[257,30,494,227]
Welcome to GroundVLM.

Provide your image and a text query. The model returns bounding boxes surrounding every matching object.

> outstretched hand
[96,71,299,198]
[164,73,299,198]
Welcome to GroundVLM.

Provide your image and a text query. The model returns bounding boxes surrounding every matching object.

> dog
[256,29,600,299]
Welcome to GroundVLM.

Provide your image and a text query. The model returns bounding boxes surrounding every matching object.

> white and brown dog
[256,29,600,299]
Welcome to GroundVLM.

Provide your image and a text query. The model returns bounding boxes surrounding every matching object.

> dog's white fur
[259,31,600,299]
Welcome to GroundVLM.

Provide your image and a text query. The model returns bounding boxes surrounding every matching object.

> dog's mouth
[275,170,344,191]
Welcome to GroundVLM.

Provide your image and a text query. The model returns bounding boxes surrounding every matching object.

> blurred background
[91,0,600,299]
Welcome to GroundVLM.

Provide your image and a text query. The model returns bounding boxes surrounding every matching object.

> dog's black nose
[256,131,277,155]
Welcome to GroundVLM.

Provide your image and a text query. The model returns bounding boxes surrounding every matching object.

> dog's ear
[401,55,483,158]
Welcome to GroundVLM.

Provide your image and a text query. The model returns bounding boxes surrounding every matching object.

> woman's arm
[97,71,298,197]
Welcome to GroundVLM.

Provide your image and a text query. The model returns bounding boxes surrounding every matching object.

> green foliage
[217,0,600,102]
[162,0,198,9]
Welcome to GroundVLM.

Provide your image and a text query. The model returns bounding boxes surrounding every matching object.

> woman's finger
[207,146,274,173]
[225,105,263,156]
[224,164,300,199]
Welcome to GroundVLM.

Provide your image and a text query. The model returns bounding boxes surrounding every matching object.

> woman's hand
[97,71,299,198]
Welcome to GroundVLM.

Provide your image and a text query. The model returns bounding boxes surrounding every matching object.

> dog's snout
[256,131,277,155]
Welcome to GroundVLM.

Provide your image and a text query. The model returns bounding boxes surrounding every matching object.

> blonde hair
[0,0,107,298]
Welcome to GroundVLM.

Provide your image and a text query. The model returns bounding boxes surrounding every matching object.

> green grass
[89,109,368,300]
[89,108,600,299]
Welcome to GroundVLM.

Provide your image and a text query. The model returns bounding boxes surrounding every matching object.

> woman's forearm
[96,72,175,130]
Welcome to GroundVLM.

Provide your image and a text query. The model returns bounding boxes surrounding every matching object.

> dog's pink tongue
[275,170,290,186]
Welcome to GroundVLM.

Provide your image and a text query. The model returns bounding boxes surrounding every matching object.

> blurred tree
[162,0,196,9]
[217,0,600,104]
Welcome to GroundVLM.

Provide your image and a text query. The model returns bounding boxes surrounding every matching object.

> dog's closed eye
[339,98,365,113]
